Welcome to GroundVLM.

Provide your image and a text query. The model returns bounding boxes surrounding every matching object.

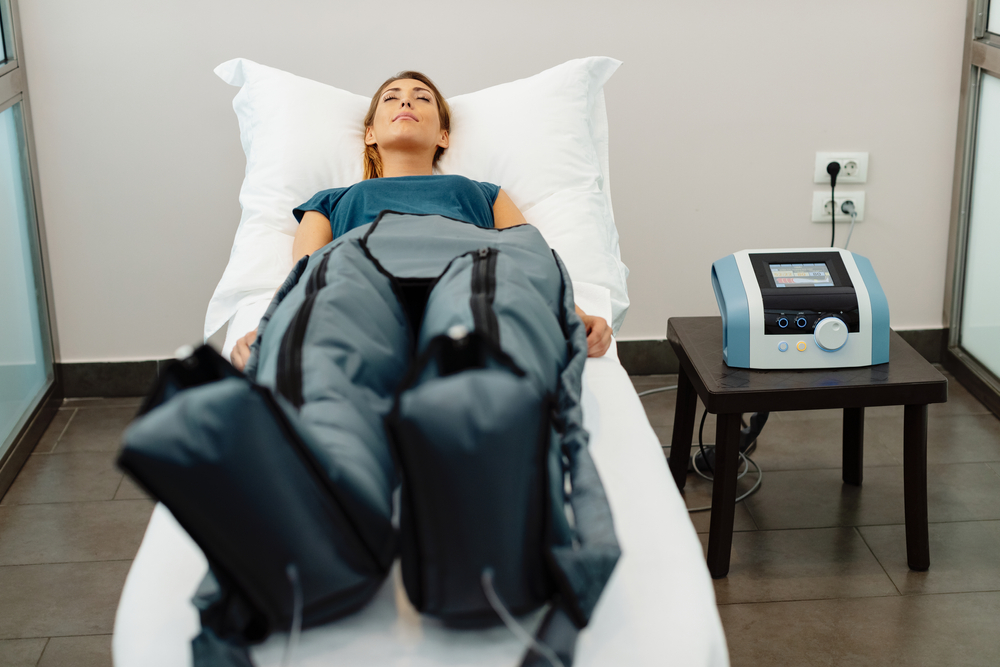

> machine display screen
[769,262,835,288]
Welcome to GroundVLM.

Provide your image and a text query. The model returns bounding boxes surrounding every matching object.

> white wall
[17,0,967,361]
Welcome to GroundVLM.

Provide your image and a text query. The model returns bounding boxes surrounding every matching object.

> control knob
[814,317,849,352]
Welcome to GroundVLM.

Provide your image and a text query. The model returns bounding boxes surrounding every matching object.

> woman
[231,71,611,370]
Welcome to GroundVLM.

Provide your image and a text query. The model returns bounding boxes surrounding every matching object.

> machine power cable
[637,385,763,513]
[827,161,841,248]
[841,200,858,250]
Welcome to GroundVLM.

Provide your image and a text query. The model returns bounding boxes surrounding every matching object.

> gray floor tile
[702,527,897,605]
[653,421,713,448]
[769,407,845,422]
[0,500,154,565]
[743,463,1000,530]
[926,462,1000,522]
[640,398,675,429]
[0,638,48,667]
[52,407,137,454]
[651,402,717,444]
[114,474,150,501]
[37,634,112,667]
[61,397,143,409]
[0,561,131,638]
[31,410,76,455]
[673,467,758,534]
[629,374,677,392]
[747,414,900,470]
[988,460,1000,478]
[0,453,123,506]
[865,373,990,420]
[859,521,1000,596]
[744,467,903,530]
[638,392,684,429]
[718,592,1000,667]
[876,413,1000,465]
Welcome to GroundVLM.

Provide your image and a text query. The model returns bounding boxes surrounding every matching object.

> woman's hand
[231,328,258,372]
[575,305,612,357]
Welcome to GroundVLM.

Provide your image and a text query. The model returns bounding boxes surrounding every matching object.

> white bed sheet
[114,290,729,667]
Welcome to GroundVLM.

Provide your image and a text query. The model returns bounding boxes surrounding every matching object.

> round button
[778,341,789,352]
[796,341,807,352]
[814,317,849,351]
[796,317,808,329]
[777,317,789,329]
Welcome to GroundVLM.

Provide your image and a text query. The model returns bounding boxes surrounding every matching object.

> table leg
[668,365,698,491]
[842,407,865,486]
[706,412,742,579]
[903,404,930,571]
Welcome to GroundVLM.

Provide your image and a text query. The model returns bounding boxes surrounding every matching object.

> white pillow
[206,57,629,342]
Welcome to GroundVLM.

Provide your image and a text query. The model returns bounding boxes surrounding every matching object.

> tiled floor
[633,368,1000,666]
[1,370,998,666]
[0,397,152,667]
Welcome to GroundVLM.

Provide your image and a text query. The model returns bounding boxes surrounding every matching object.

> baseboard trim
[56,359,171,398]
[616,340,679,375]
[618,327,947,376]
[893,328,948,366]
[55,329,948,394]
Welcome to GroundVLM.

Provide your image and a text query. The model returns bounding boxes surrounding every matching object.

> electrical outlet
[814,152,869,184]
[811,191,865,222]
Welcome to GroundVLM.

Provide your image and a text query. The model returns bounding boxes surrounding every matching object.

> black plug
[827,161,840,247]
[827,161,841,188]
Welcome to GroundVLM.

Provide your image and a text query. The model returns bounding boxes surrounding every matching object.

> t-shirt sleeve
[293,188,348,223]
[475,181,501,207]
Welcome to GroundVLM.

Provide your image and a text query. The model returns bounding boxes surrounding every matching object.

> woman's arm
[493,189,527,229]
[494,189,611,357]
[293,210,334,263]
[231,211,334,371]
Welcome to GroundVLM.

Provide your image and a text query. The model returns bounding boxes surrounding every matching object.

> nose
[400,98,412,108]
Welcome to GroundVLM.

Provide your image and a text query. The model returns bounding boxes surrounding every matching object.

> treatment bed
[112,56,729,666]
[113,285,728,667]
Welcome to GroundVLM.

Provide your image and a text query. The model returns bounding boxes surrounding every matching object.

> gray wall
[18,0,966,361]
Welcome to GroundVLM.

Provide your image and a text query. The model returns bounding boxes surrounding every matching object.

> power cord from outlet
[637,385,764,512]
[827,161,841,248]
[841,200,858,250]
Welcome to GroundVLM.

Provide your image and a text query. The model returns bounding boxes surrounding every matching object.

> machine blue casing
[852,253,890,365]
[710,254,751,367]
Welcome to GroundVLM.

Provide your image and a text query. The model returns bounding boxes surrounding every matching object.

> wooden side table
[666,317,948,579]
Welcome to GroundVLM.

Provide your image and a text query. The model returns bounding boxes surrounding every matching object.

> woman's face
[365,79,449,157]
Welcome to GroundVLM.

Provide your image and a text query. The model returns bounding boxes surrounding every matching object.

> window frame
[0,0,59,497]
[944,0,1000,415]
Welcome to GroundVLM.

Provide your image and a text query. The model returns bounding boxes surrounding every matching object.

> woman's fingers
[582,315,611,357]
[230,329,258,372]
[231,340,248,371]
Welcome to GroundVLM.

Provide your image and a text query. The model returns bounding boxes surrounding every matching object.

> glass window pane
[960,73,1000,378]
[0,102,51,457]
[0,0,10,64]
[991,1,1000,36]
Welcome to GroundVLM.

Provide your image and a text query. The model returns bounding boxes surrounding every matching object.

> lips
[392,112,418,122]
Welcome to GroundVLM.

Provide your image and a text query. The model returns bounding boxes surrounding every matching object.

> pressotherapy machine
[712,248,890,370]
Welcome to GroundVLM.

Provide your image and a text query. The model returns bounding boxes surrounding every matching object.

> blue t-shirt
[294,175,500,241]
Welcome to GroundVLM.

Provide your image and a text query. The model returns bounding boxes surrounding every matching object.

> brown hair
[363,71,451,180]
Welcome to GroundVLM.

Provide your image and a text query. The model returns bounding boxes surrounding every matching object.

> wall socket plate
[814,152,869,184]
[812,190,865,222]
